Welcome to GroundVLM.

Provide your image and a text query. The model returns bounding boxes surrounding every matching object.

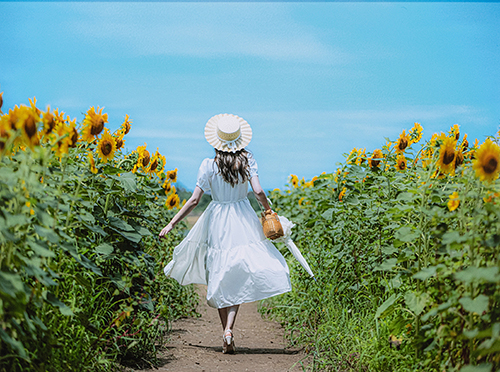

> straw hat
[204,113,252,152]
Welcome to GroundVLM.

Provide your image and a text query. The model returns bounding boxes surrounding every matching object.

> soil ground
[147,285,308,372]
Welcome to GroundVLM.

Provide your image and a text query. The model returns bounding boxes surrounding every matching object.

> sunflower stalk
[104,180,116,216]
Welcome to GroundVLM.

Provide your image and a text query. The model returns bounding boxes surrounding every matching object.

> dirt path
[150,285,307,372]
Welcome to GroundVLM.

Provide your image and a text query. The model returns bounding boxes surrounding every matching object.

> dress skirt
[164,198,292,308]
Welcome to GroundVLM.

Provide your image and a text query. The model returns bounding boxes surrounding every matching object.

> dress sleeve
[196,158,211,192]
[248,152,258,178]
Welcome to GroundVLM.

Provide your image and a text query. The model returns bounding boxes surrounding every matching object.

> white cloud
[65,3,349,64]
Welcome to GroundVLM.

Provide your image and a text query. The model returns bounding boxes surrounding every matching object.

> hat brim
[204,114,252,153]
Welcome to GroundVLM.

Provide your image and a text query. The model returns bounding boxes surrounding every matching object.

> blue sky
[1,2,499,190]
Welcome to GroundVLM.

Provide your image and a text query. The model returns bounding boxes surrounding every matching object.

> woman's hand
[159,223,174,240]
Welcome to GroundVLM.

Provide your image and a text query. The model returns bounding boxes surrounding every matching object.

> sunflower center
[150,159,158,171]
[116,139,123,149]
[483,156,498,174]
[0,140,5,151]
[91,119,105,136]
[101,140,112,156]
[24,116,37,138]
[398,160,406,170]
[398,138,408,151]
[371,159,380,167]
[169,198,176,207]
[142,151,150,167]
[442,150,455,165]
[455,153,464,168]
[70,128,78,147]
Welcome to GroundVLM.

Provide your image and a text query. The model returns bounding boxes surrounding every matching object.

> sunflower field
[264,123,500,371]
[0,92,198,371]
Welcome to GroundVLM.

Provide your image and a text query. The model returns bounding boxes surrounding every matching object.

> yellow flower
[148,152,159,176]
[16,105,40,149]
[396,154,407,171]
[290,174,299,188]
[51,119,76,158]
[449,124,460,141]
[162,179,173,194]
[304,181,314,188]
[368,149,383,168]
[447,191,460,211]
[355,148,366,166]
[166,193,180,209]
[113,129,126,150]
[483,192,499,204]
[338,187,346,202]
[472,138,500,182]
[40,106,57,139]
[121,114,131,135]
[96,128,116,163]
[437,136,457,175]
[347,148,357,163]
[88,152,98,174]
[395,130,410,153]
[81,106,107,143]
[299,197,305,206]
[454,147,464,171]
[166,168,178,183]
[409,122,423,144]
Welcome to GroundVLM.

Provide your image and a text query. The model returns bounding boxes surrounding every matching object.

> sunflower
[290,174,299,188]
[449,124,460,141]
[338,187,346,202]
[52,121,73,157]
[368,149,383,168]
[396,154,407,171]
[472,138,500,182]
[298,197,305,206]
[121,114,132,135]
[147,151,159,176]
[461,133,469,151]
[81,106,108,143]
[166,193,180,210]
[437,137,457,175]
[16,105,40,149]
[409,122,423,145]
[0,117,10,155]
[454,147,464,171]
[113,129,125,150]
[447,192,460,211]
[88,152,98,174]
[96,128,116,163]
[0,92,3,114]
[68,119,78,148]
[355,148,366,165]
[347,148,357,164]
[162,179,173,195]
[41,107,57,139]
[395,130,410,153]
[166,168,178,183]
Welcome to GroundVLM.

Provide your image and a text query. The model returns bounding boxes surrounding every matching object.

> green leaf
[34,225,60,244]
[375,258,397,271]
[413,266,437,281]
[459,364,492,372]
[455,266,500,284]
[0,328,27,359]
[95,243,114,255]
[321,208,334,221]
[42,291,74,316]
[29,240,55,258]
[0,272,26,298]
[117,172,136,192]
[459,295,489,315]
[376,294,400,318]
[395,226,419,243]
[108,217,135,232]
[404,291,430,316]
[442,231,467,245]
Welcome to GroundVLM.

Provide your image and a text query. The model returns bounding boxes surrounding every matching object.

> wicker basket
[261,210,284,240]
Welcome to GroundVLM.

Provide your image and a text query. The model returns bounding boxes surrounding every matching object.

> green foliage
[263,130,500,371]
[0,121,197,371]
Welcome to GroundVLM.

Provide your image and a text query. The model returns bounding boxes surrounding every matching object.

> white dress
[164,154,292,308]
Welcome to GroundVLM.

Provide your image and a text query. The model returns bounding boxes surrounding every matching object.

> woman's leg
[225,305,240,332]
[218,307,228,331]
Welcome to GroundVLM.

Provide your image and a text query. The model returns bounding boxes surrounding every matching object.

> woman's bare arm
[159,186,204,239]
[249,176,271,211]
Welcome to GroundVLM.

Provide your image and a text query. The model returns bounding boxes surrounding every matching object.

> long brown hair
[214,149,251,187]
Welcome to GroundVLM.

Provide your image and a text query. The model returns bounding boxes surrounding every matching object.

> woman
[159,113,291,354]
